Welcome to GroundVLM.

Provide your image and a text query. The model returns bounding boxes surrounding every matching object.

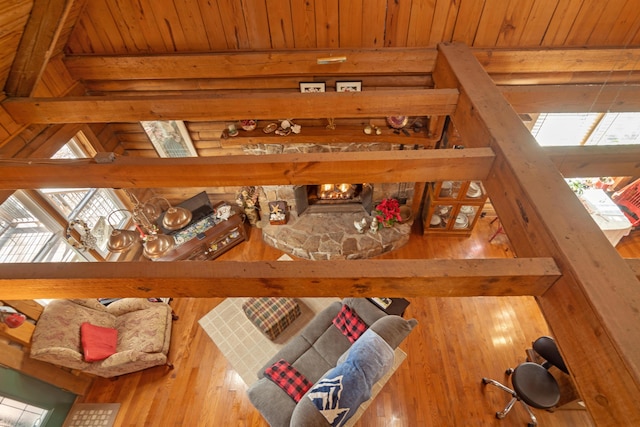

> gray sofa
[247,298,417,426]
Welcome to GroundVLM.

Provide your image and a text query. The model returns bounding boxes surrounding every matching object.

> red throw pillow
[80,322,118,362]
[264,359,313,402]
[332,304,367,343]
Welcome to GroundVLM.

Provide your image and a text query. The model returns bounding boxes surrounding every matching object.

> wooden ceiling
[1,3,640,426]
[4,0,640,95]
[3,0,640,159]
[64,0,640,54]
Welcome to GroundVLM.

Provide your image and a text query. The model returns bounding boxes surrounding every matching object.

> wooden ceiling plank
[0,148,495,189]
[315,0,339,48]
[434,41,640,426]
[363,0,386,48]
[1,89,459,124]
[5,0,75,97]
[0,258,560,299]
[290,0,317,48]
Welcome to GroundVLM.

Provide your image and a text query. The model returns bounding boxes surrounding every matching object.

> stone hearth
[261,212,412,260]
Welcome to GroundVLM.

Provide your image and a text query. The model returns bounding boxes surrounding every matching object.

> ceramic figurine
[370,217,378,233]
[354,217,367,233]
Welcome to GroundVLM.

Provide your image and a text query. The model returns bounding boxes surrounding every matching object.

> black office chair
[482,336,567,427]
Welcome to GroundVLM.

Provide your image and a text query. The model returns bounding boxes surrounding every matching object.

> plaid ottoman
[242,297,301,340]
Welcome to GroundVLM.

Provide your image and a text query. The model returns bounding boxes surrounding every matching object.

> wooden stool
[242,297,301,340]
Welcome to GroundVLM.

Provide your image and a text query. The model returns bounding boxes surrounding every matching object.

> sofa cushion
[300,301,342,343]
[80,322,118,362]
[332,304,367,343]
[341,298,387,326]
[247,378,298,427]
[264,359,313,403]
[292,346,336,383]
[257,335,313,379]
[311,325,353,370]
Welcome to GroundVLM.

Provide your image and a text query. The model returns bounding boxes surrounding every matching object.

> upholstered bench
[242,297,301,340]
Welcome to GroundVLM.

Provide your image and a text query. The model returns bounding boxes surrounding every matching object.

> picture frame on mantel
[141,120,197,158]
[336,81,362,92]
[299,82,326,93]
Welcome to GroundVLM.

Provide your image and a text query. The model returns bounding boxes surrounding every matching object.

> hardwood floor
[79,216,637,426]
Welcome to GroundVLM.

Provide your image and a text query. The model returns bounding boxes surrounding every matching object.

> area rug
[198,297,339,386]
[63,403,120,427]
[198,297,407,426]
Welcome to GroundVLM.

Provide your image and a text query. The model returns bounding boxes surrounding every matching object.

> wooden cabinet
[422,181,488,236]
[153,203,246,261]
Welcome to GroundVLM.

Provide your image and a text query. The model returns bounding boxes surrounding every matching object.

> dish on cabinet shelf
[439,181,453,197]
[453,213,469,229]
[430,214,442,226]
[466,182,482,198]
[460,205,475,215]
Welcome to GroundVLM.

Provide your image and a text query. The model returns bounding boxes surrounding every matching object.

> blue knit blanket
[306,329,394,426]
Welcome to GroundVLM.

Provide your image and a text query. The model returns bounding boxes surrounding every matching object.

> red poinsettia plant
[373,198,402,228]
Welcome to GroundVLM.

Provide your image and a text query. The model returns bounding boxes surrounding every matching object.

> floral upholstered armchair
[30,298,174,378]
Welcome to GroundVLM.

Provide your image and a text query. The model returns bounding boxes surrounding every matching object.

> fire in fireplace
[294,184,373,215]
[317,183,357,200]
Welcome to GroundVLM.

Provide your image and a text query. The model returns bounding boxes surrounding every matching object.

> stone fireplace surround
[244,142,418,259]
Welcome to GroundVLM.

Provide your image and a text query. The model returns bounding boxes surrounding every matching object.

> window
[0,137,128,262]
[584,113,640,145]
[0,396,50,427]
[531,113,601,146]
[0,192,82,263]
[531,112,640,147]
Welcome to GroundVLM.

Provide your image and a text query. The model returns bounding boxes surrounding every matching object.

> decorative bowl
[241,120,257,131]
[386,116,409,129]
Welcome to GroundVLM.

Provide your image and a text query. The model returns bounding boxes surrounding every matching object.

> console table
[153,202,247,261]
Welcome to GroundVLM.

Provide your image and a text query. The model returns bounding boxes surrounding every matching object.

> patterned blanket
[306,329,394,426]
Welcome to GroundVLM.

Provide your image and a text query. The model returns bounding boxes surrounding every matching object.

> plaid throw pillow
[264,359,313,402]
[332,304,367,343]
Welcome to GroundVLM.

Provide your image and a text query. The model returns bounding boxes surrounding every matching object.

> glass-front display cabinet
[422,181,488,236]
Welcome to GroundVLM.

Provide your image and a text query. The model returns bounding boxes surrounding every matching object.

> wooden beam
[476,48,640,74]
[0,321,34,347]
[502,84,640,113]
[63,47,640,82]
[0,145,634,190]
[5,0,75,97]
[1,89,459,124]
[434,41,640,427]
[0,148,495,189]
[64,48,438,80]
[1,300,43,321]
[545,145,640,178]
[4,84,639,125]
[0,258,560,299]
